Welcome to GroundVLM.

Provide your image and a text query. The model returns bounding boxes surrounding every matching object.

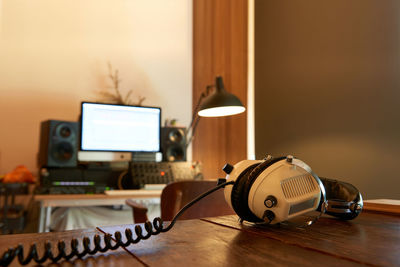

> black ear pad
[230,164,261,222]
[231,157,286,222]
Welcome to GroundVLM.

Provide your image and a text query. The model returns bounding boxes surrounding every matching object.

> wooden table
[34,190,162,233]
[0,211,398,266]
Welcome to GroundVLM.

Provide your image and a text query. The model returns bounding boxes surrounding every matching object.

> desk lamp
[186,76,246,146]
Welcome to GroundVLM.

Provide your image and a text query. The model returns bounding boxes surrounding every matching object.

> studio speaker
[38,120,79,167]
[161,127,187,162]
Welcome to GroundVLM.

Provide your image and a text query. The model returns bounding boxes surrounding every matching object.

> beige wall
[255,0,400,199]
[0,0,192,175]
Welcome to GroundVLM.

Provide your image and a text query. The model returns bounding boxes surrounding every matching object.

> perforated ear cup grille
[230,157,286,223]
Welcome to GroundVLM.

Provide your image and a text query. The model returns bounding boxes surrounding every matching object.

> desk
[0,211,399,266]
[34,190,162,233]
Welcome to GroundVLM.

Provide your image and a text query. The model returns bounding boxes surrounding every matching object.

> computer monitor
[80,102,161,153]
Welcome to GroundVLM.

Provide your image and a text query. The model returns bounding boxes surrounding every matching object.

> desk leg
[38,203,45,233]
[44,207,52,232]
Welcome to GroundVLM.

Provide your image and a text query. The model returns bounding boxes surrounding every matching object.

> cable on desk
[0,180,234,266]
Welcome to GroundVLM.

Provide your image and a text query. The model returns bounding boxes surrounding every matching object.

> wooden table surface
[0,211,399,266]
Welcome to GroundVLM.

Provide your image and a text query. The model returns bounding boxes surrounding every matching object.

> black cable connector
[217,178,227,186]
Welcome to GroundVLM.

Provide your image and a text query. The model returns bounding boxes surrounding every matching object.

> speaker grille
[161,127,186,162]
[38,120,78,168]
[281,174,318,199]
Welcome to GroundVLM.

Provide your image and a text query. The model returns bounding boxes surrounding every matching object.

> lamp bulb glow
[198,106,246,117]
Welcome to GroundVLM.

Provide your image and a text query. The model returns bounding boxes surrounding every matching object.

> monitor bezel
[80,101,161,153]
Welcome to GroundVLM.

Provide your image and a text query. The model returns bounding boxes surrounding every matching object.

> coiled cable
[0,180,234,266]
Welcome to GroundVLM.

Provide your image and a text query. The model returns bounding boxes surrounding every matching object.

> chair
[0,183,29,234]
[126,180,235,223]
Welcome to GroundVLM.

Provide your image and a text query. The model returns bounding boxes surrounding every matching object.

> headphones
[223,155,363,224]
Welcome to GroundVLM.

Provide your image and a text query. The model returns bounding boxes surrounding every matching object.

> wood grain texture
[0,228,142,266]
[0,211,398,266]
[193,0,248,179]
[363,200,400,215]
[204,213,400,267]
[100,220,363,267]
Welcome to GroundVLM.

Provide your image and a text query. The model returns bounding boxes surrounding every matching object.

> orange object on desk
[2,165,36,183]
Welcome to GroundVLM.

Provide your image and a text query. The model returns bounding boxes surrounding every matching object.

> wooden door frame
[192,0,249,179]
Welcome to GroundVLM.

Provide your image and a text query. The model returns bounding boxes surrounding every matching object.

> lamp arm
[185,118,198,148]
[186,114,201,147]
[185,94,204,148]
[187,92,205,134]
[186,85,214,148]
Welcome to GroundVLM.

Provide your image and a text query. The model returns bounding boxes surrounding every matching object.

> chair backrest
[160,180,235,221]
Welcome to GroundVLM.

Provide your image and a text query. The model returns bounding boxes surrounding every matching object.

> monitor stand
[132,152,162,162]
[77,151,132,162]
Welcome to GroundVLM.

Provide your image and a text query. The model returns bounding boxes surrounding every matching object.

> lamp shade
[197,76,246,117]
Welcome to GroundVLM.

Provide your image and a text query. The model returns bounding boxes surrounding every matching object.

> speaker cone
[166,146,185,162]
[59,126,72,138]
[52,142,74,162]
[168,128,184,143]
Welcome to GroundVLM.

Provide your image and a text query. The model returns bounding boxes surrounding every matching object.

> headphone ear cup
[230,157,286,223]
[230,164,262,223]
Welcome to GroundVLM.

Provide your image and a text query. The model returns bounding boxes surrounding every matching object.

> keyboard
[36,186,110,194]
[130,161,203,187]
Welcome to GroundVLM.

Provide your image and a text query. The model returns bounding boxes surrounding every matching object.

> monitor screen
[80,102,161,152]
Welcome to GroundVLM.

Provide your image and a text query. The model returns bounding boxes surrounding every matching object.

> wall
[255,0,400,199]
[0,0,192,175]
